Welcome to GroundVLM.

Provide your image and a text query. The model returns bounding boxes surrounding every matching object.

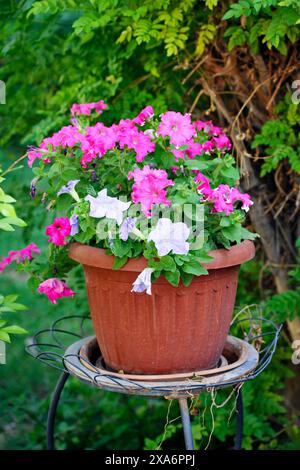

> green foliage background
[0,0,300,450]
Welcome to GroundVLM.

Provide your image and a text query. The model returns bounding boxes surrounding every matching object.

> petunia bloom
[148,218,190,257]
[27,149,43,168]
[38,278,75,304]
[195,176,253,215]
[213,135,232,151]
[0,243,40,273]
[157,111,196,147]
[57,180,80,201]
[131,268,154,295]
[45,217,71,246]
[194,172,212,198]
[70,213,79,236]
[120,217,136,241]
[27,147,51,168]
[128,165,174,217]
[119,126,155,162]
[85,189,131,225]
[132,106,154,126]
[193,120,212,133]
[70,100,107,116]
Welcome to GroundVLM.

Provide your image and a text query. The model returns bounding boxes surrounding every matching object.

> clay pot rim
[68,239,255,272]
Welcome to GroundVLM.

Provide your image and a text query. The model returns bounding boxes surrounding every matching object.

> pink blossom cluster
[195,172,253,215]
[194,120,232,151]
[27,104,157,168]
[117,119,155,163]
[157,115,231,162]
[128,165,174,217]
[132,106,154,126]
[45,217,71,246]
[38,278,75,304]
[70,100,107,117]
[80,122,118,167]
[27,125,84,167]
[0,243,40,273]
[158,111,196,147]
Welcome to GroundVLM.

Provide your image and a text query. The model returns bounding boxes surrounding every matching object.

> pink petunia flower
[119,126,155,162]
[45,217,71,246]
[0,256,14,273]
[201,140,215,153]
[210,184,234,215]
[27,149,43,168]
[213,135,232,151]
[195,176,253,215]
[70,100,107,117]
[194,172,212,198]
[27,148,52,168]
[78,123,118,167]
[209,125,223,136]
[157,111,196,147]
[193,120,212,133]
[0,243,40,273]
[132,106,154,126]
[54,125,84,148]
[171,139,203,161]
[128,165,174,217]
[85,123,118,154]
[38,278,75,304]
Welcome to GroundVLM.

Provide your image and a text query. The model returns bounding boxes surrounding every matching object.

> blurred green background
[1,0,300,450]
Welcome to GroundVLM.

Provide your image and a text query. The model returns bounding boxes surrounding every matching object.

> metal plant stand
[26,315,281,451]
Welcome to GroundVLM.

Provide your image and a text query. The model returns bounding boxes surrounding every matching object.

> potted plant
[24,101,257,374]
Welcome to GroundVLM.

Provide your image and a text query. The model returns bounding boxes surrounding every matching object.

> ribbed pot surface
[69,240,255,374]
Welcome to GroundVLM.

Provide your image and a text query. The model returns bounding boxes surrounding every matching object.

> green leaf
[182,260,208,276]
[220,166,240,179]
[113,256,128,270]
[164,269,180,287]
[0,331,10,343]
[2,216,27,227]
[47,162,61,179]
[184,160,209,171]
[0,203,16,217]
[0,220,14,231]
[240,227,259,241]
[110,238,131,258]
[3,294,18,303]
[1,325,27,334]
[195,252,214,263]
[220,217,231,227]
[148,256,177,272]
[222,224,242,243]
[181,271,194,287]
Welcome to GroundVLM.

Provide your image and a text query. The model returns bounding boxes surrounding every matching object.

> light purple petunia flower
[131,268,154,295]
[70,213,79,236]
[57,180,80,202]
[120,217,136,241]
[85,188,131,225]
[148,218,190,257]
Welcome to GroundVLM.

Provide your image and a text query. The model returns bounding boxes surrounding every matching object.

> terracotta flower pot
[68,240,255,374]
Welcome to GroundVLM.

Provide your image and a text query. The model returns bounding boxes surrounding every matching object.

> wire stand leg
[178,398,194,450]
[47,371,69,450]
[234,388,244,450]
